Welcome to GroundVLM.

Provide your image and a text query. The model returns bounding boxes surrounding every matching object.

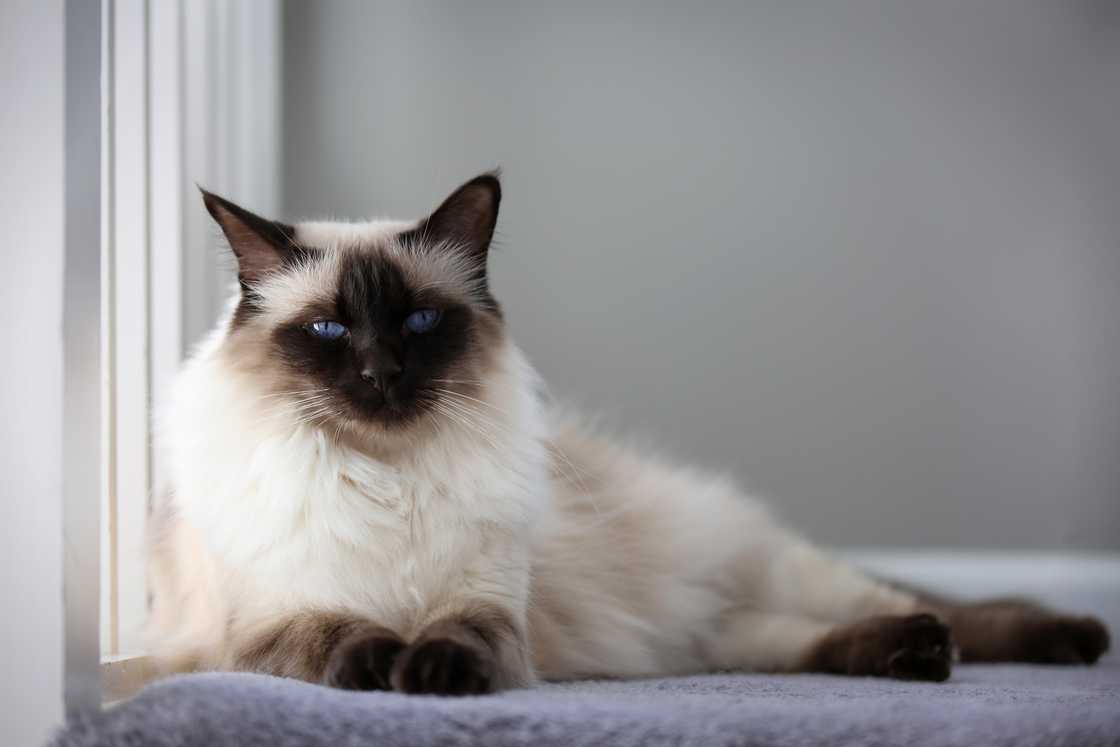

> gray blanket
[52,659,1120,747]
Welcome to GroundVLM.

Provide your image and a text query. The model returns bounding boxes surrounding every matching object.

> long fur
[148,183,1109,690]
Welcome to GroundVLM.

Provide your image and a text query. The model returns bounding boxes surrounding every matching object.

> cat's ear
[200,189,298,285]
[417,173,501,263]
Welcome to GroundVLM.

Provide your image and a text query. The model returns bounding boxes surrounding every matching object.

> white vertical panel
[2,0,79,739]
[97,0,282,661]
[110,0,150,656]
[148,0,184,491]
[100,0,117,661]
[64,0,104,713]
[99,0,281,661]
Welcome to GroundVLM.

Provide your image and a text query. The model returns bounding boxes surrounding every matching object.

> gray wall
[282,1,1120,550]
[1,0,66,741]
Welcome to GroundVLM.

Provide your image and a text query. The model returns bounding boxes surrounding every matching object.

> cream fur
[148,217,917,684]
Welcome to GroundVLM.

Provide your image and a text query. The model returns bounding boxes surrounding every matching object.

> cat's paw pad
[323,633,405,691]
[887,648,951,681]
[1023,616,1110,665]
[391,638,493,695]
[883,614,952,682]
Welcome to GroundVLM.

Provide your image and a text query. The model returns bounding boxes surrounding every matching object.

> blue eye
[307,320,348,340]
[404,308,442,334]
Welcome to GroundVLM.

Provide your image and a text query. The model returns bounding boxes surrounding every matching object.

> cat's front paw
[391,637,494,695]
[1020,615,1110,665]
[323,632,406,691]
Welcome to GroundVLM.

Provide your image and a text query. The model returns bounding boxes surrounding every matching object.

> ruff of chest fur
[160,218,551,638]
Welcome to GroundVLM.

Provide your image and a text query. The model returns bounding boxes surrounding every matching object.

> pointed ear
[418,173,501,262]
[199,189,298,285]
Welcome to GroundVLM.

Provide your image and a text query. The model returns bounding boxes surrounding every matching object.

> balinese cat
[148,173,1109,694]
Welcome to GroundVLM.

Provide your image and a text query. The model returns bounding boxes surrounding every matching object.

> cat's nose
[360,360,402,390]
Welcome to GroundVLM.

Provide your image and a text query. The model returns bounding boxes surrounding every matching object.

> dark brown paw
[1020,615,1110,665]
[882,614,953,682]
[323,632,406,691]
[391,638,494,695]
[835,613,953,682]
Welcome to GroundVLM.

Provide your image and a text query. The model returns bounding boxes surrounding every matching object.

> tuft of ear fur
[415,173,501,264]
[200,189,299,285]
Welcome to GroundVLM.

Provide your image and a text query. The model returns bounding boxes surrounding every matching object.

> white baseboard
[839,550,1120,633]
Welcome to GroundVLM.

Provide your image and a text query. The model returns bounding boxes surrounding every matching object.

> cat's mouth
[344,386,429,427]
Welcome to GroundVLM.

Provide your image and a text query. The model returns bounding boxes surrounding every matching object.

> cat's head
[202,173,509,438]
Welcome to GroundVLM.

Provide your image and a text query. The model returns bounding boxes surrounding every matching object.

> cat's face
[203,175,505,433]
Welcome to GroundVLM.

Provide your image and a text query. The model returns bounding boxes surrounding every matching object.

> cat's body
[148,175,1109,694]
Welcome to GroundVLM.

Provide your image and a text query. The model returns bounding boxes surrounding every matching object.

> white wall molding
[104,0,151,659]
[148,0,185,488]
[99,0,281,661]
[64,0,104,721]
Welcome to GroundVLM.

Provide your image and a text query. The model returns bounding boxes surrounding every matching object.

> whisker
[431,403,501,452]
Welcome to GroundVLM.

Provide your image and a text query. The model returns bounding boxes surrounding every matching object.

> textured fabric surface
[52,660,1120,747]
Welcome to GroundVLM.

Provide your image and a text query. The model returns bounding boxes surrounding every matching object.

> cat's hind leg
[795,612,953,681]
[703,610,832,673]
[917,595,1110,665]
[708,538,951,679]
[756,540,920,623]
[756,540,1110,666]
[705,608,952,681]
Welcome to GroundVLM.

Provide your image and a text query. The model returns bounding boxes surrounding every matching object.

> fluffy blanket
[52,659,1120,747]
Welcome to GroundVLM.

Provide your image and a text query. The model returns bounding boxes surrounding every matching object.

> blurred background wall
[277,1,1120,550]
[2,1,68,741]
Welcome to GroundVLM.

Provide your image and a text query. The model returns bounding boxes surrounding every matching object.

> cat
[147,173,1110,694]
